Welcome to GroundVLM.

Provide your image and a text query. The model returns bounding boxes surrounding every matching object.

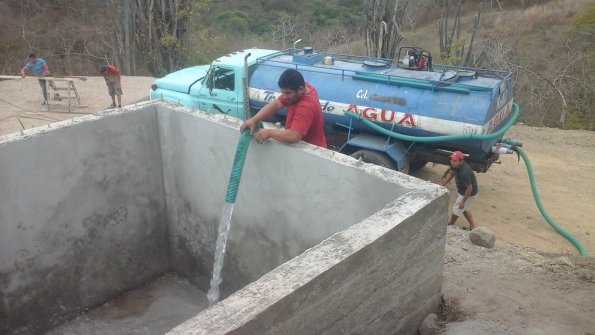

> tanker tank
[248,47,515,172]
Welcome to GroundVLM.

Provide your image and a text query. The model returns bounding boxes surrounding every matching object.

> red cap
[449,151,464,161]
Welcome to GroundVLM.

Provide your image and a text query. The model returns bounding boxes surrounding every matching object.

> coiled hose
[225,130,251,203]
[345,102,587,256]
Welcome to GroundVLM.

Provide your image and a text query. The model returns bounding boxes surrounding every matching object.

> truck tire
[351,149,397,170]
[409,160,427,172]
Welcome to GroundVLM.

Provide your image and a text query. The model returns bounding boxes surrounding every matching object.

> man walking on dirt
[100,64,122,108]
[240,69,327,148]
[20,53,50,104]
[441,150,478,229]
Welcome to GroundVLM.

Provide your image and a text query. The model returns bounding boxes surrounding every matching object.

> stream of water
[206,202,235,306]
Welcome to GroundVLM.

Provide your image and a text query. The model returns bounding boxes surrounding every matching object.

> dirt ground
[0,76,155,135]
[1,76,594,334]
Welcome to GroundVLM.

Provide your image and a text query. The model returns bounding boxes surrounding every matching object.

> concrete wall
[157,105,414,297]
[0,101,449,335]
[0,106,169,334]
[158,105,450,335]
[167,167,448,335]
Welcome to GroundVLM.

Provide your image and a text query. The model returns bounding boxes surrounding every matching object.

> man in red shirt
[240,69,327,148]
[100,64,123,108]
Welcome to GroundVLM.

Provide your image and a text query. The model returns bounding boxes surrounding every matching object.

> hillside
[2,0,592,128]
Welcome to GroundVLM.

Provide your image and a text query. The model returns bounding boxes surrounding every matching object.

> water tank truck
[150,47,516,173]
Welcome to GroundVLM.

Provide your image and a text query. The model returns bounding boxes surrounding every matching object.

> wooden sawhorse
[46,78,81,112]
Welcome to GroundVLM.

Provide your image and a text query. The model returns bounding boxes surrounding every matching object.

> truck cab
[150,49,280,119]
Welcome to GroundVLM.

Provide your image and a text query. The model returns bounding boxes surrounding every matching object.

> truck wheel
[409,160,427,172]
[351,149,397,170]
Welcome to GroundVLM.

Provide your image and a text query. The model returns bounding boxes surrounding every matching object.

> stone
[419,313,440,335]
[469,227,496,248]
[550,256,575,268]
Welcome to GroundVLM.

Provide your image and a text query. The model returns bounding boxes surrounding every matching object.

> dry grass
[398,0,591,56]
[327,0,591,59]
[340,0,593,128]
[489,0,589,35]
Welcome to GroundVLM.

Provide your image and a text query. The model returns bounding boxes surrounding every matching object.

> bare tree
[480,35,594,129]
[105,0,136,75]
[363,0,410,59]
[438,0,481,67]
[105,0,202,76]
[275,15,305,49]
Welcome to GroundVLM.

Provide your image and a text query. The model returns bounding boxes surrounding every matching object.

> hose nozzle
[492,144,513,154]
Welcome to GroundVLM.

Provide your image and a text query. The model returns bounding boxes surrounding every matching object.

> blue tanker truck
[150,47,517,173]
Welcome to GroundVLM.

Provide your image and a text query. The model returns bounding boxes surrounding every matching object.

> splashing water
[207,202,235,306]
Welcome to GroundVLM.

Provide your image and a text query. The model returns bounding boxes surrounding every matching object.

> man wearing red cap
[441,150,478,229]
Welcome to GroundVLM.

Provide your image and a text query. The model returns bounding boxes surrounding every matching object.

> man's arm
[441,168,453,186]
[459,184,473,208]
[240,99,284,133]
[20,66,27,77]
[111,66,122,87]
[254,128,302,144]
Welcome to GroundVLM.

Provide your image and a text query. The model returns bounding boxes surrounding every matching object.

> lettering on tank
[356,89,406,106]
[483,100,513,134]
[347,104,417,128]
[250,88,418,128]
[369,94,406,106]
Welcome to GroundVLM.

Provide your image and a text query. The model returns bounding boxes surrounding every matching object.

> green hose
[224,130,251,204]
[345,101,587,256]
[516,147,587,256]
[345,102,520,142]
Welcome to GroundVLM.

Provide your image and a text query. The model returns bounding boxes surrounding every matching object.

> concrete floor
[47,273,207,335]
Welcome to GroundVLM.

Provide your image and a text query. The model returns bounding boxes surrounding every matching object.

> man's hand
[459,201,466,209]
[240,118,257,134]
[254,129,271,144]
[21,75,26,78]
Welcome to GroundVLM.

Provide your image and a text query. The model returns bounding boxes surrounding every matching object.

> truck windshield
[207,67,235,91]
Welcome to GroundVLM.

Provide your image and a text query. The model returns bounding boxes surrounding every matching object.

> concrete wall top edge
[155,102,446,196]
[155,101,245,130]
[0,101,158,145]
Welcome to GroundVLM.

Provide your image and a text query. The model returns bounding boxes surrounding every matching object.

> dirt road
[0,76,155,135]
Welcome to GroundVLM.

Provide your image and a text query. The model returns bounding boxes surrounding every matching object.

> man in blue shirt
[20,53,50,104]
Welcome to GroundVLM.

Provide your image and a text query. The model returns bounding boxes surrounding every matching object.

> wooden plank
[0,75,86,81]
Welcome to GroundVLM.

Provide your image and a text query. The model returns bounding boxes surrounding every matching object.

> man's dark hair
[28,53,36,58]
[278,69,305,91]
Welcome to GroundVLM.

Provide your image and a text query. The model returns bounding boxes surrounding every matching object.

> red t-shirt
[277,82,327,148]
[105,64,121,76]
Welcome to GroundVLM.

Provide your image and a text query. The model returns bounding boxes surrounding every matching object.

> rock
[469,227,496,248]
[549,256,575,268]
[419,313,439,335]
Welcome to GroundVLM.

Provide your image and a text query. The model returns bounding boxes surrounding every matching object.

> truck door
[198,66,241,118]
